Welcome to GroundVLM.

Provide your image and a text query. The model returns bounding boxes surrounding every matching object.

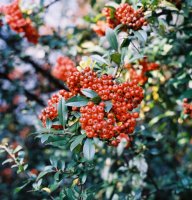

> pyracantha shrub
[93,3,147,36]
[39,57,144,147]
[0,0,39,44]
[183,98,192,118]
[125,58,159,85]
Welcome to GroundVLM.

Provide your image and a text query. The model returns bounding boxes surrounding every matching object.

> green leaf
[13,145,22,154]
[40,134,50,143]
[106,28,118,51]
[91,55,109,65]
[46,118,52,129]
[134,30,147,43]
[58,98,68,127]
[159,0,178,11]
[104,100,113,112]
[37,169,54,181]
[59,161,65,171]
[114,24,124,34]
[68,121,80,133]
[2,158,13,165]
[14,181,31,194]
[66,96,89,107]
[91,0,96,7]
[81,89,98,99]
[70,134,86,151]
[83,139,95,160]
[128,54,144,63]
[121,38,131,48]
[0,149,5,154]
[111,52,121,64]
[92,96,102,104]
[121,47,128,63]
[149,111,175,126]
[50,157,58,168]
[117,139,127,156]
[179,89,192,100]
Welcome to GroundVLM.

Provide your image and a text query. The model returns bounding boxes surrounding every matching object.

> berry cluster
[102,7,120,29]
[52,56,77,82]
[183,99,192,118]
[93,3,147,36]
[40,58,144,147]
[39,105,58,127]
[115,3,147,30]
[39,89,76,126]
[0,0,39,44]
[125,58,159,85]
[78,72,143,147]
[80,102,133,147]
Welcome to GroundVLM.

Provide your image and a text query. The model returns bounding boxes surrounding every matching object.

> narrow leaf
[81,89,98,99]
[70,134,86,151]
[104,100,113,112]
[134,30,147,43]
[2,158,13,165]
[40,134,49,143]
[106,28,118,51]
[37,169,54,181]
[58,98,68,127]
[111,52,121,64]
[91,55,109,65]
[66,96,89,107]
[83,139,95,160]
[46,118,52,129]
[13,145,22,154]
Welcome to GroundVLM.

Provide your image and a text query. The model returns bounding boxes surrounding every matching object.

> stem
[148,172,159,191]
[0,145,20,166]
[131,41,140,54]
[0,145,32,179]
[175,13,179,26]
[109,184,116,200]
[44,0,60,9]
[113,66,119,78]
[79,184,83,200]
[115,66,124,78]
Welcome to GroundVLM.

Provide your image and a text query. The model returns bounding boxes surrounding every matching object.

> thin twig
[148,168,160,191]
[44,0,60,9]
[115,66,124,78]
[112,65,119,78]
[0,145,20,165]
[131,41,140,54]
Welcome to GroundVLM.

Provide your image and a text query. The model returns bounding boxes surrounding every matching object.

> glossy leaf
[70,134,86,151]
[66,96,89,107]
[58,98,68,127]
[106,28,118,51]
[104,100,113,112]
[81,89,98,98]
[83,138,95,160]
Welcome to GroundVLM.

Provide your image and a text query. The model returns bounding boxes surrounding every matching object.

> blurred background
[0,0,93,199]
